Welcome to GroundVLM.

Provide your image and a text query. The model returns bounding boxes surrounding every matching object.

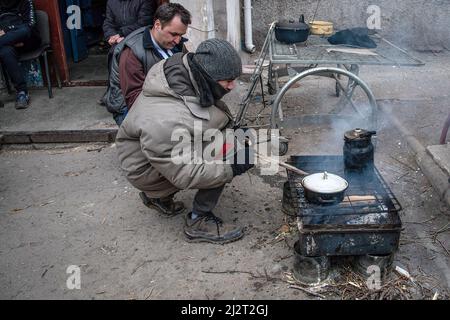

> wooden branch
[289,285,326,299]
[256,153,309,176]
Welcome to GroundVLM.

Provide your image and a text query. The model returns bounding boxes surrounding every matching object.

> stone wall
[250,0,450,51]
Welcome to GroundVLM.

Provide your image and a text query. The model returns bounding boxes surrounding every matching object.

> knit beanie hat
[192,39,242,81]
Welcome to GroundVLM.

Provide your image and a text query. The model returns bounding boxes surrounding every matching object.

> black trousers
[0,26,40,93]
[192,185,225,215]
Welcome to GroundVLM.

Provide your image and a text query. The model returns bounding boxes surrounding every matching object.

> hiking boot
[184,212,244,244]
[139,192,185,217]
[15,91,30,109]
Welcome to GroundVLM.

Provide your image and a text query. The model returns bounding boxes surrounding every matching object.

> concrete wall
[172,0,233,50]
[213,0,228,41]
[251,0,450,50]
[171,0,216,51]
[172,0,450,52]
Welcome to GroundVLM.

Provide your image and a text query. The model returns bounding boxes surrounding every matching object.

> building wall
[171,0,235,50]
[213,0,228,41]
[175,0,449,52]
[171,0,216,51]
[251,0,450,50]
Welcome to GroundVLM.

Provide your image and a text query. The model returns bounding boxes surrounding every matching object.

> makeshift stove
[284,155,403,284]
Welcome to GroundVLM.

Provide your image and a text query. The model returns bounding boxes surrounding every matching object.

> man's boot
[139,192,185,217]
[184,212,244,244]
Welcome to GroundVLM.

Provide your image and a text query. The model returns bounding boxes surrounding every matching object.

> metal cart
[236,22,425,155]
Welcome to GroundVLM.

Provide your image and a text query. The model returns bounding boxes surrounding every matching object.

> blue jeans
[113,108,128,126]
[0,26,40,93]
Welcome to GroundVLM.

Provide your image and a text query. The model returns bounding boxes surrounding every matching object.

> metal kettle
[343,128,377,170]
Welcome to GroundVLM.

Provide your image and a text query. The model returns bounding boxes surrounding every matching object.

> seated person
[0,0,41,109]
[103,0,156,67]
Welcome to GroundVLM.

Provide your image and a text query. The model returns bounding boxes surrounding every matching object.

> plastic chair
[1,10,62,98]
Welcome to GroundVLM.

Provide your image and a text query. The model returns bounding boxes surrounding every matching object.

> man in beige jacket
[116,39,254,244]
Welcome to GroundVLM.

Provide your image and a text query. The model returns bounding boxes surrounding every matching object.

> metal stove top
[287,155,403,256]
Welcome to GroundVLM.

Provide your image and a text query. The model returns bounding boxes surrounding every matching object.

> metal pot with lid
[302,171,348,205]
[344,128,377,170]
[275,15,310,44]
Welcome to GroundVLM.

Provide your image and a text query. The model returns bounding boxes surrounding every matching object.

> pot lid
[302,172,348,193]
[344,128,377,141]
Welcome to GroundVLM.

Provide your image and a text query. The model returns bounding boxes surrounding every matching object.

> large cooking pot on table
[275,15,310,44]
[302,171,348,205]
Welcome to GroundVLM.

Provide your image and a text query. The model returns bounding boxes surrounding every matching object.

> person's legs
[0,27,40,109]
[184,185,244,244]
[0,27,32,48]
[0,45,26,92]
[140,191,186,217]
[192,185,225,215]
[0,45,30,108]
[127,167,185,216]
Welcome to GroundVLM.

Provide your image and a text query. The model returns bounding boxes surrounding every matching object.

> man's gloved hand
[230,144,255,177]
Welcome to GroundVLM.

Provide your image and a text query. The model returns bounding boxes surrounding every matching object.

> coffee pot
[343,128,377,170]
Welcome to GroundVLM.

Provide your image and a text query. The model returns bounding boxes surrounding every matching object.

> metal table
[269,30,424,68]
[236,23,425,154]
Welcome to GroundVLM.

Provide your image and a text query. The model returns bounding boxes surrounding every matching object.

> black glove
[230,145,255,177]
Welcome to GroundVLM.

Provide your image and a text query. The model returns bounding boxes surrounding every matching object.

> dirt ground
[1,52,449,300]
[0,121,449,300]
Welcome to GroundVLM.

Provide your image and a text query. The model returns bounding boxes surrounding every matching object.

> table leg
[268,62,277,95]
[275,70,284,124]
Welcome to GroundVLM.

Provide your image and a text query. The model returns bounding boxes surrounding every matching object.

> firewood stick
[347,195,377,201]
[256,153,309,176]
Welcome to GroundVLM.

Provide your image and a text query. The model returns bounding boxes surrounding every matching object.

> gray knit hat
[193,39,242,81]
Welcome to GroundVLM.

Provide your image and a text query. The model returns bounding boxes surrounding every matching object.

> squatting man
[116,39,279,244]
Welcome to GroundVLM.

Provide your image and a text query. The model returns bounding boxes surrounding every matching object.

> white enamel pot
[301,171,349,205]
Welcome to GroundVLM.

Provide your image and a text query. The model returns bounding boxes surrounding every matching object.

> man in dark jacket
[99,0,156,106]
[103,0,156,46]
[0,0,40,109]
[104,2,191,125]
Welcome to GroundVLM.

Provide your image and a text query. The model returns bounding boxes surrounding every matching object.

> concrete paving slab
[427,144,450,176]
[358,51,450,102]
[69,55,108,82]
[376,97,449,148]
[0,87,116,132]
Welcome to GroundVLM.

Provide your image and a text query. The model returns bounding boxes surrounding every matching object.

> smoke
[275,76,379,155]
